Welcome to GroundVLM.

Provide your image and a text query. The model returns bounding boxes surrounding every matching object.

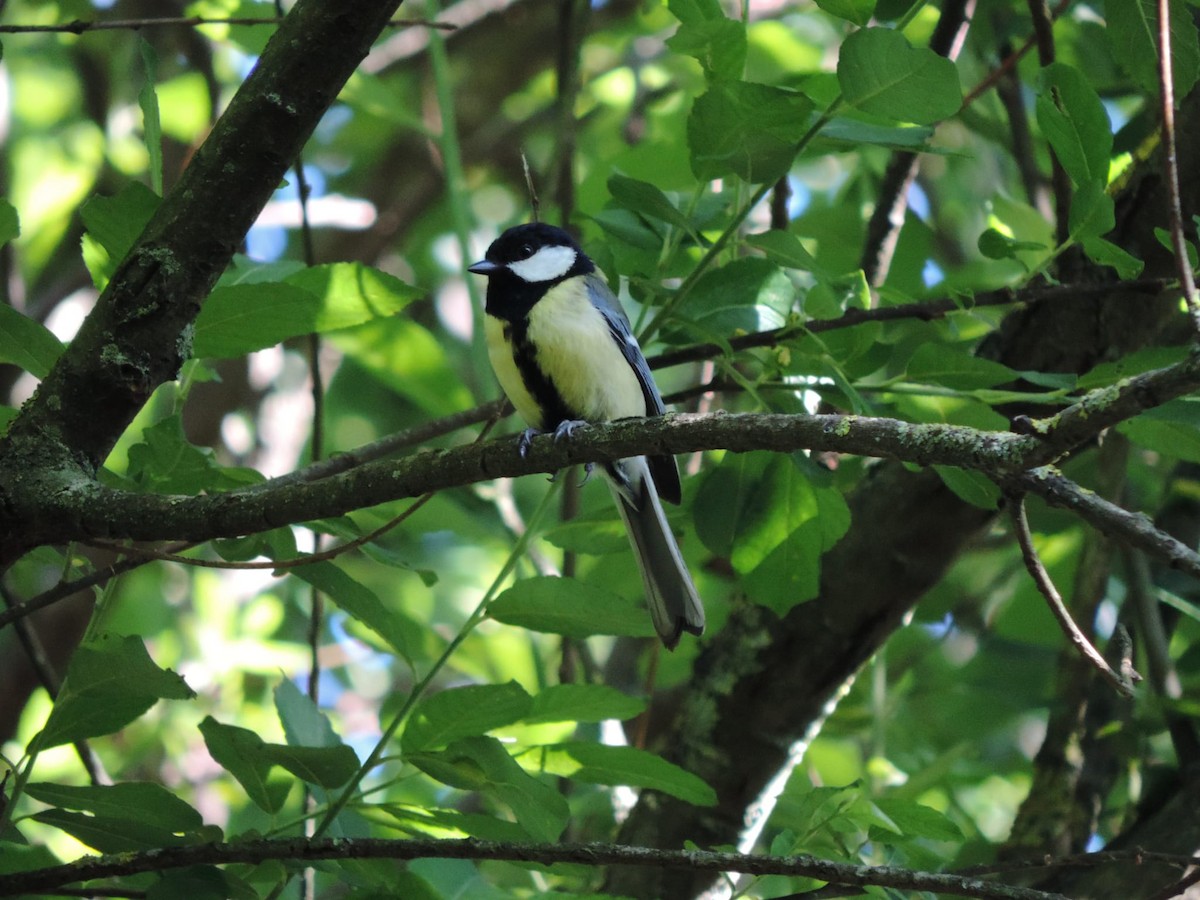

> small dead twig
[1008,494,1140,697]
[1155,0,1200,334]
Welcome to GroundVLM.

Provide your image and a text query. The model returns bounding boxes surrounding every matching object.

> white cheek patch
[508,245,577,283]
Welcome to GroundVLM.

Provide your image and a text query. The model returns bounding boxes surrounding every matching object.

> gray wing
[584,273,682,505]
[584,273,665,417]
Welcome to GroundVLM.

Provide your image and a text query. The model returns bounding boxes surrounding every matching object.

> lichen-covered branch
[0,836,1069,900]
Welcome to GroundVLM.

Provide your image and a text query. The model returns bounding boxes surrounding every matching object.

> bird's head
[468,223,593,285]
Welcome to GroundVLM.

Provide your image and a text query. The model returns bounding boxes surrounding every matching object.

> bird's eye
[517,243,535,259]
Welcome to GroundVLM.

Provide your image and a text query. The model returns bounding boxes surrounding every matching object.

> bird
[468,222,705,649]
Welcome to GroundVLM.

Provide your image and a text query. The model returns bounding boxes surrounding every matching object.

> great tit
[468,222,705,649]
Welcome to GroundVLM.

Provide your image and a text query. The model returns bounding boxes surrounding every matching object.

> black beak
[468,259,500,275]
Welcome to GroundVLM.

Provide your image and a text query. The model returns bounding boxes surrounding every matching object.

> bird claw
[553,419,588,442]
[579,462,595,486]
[517,428,540,458]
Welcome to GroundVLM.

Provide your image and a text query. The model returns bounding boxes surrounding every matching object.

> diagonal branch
[1007,493,1139,696]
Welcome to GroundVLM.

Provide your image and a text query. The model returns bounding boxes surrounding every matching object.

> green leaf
[933,465,1001,510]
[872,798,964,841]
[402,682,534,753]
[1068,180,1115,242]
[284,261,422,323]
[79,183,161,289]
[199,718,356,808]
[813,0,876,25]
[977,228,1047,261]
[697,455,849,616]
[1107,0,1200,99]
[837,28,962,125]
[488,576,656,639]
[1035,63,1112,187]
[666,13,747,80]
[538,742,717,806]
[275,679,343,750]
[39,634,194,749]
[199,717,291,813]
[688,80,814,182]
[148,867,240,900]
[541,509,631,555]
[258,743,360,789]
[906,344,1018,389]
[127,415,253,493]
[746,230,821,273]
[686,257,795,335]
[194,262,419,358]
[815,117,935,152]
[0,303,63,379]
[385,805,536,842]
[1119,400,1200,462]
[24,782,203,832]
[138,40,163,195]
[729,456,822,572]
[527,684,646,724]
[292,561,414,662]
[607,175,693,233]
[0,198,20,246]
[1080,236,1145,279]
[1078,346,1188,389]
[409,736,568,842]
[30,809,192,854]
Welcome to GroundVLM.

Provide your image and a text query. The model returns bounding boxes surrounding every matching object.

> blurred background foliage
[1,0,1198,897]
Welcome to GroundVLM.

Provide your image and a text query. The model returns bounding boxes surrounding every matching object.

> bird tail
[607,457,705,649]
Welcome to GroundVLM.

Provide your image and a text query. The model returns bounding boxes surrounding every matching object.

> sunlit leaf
[526,684,646,724]
[1107,0,1200,99]
[194,262,420,359]
[138,40,163,195]
[402,682,534,753]
[488,576,656,639]
[0,303,63,379]
[25,782,203,833]
[30,809,192,854]
[1036,63,1112,187]
[0,198,20,246]
[39,634,194,749]
[538,742,717,806]
[688,80,813,181]
[666,10,747,80]
[292,561,414,662]
[409,736,568,842]
[79,182,160,289]
[838,28,961,125]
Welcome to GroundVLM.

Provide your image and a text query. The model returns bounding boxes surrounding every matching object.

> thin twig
[0,16,453,34]
[0,543,196,631]
[84,494,435,572]
[1007,493,1139,696]
[959,0,1071,110]
[1155,0,1200,333]
[652,277,1168,371]
[1008,468,1200,583]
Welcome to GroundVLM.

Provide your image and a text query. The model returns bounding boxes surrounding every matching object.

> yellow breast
[485,280,647,430]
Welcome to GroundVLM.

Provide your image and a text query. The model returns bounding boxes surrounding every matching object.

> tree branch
[1007,494,1139,696]
[1013,467,1200,582]
[0,837,1070,900]
[0,0,409,563]
[8,333,1200,566]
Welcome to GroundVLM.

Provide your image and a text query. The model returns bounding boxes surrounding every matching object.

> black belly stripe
[508,319,578,430]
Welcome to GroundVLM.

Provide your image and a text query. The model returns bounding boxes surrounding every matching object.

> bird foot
[553,419,589,441]
[517,428,540,458]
